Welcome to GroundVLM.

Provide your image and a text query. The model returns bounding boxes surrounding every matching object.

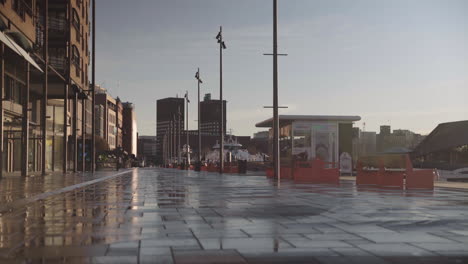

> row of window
[4,74,24,105]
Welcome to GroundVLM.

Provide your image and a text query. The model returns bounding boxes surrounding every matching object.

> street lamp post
[185,91,190,168]
[177,106,181,165]
[216,26,227,174]
[91,0,96,173]
[272,0,280,180]
[195,69,203,167]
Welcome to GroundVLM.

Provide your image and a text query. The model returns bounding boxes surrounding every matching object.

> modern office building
[200,93,226,136]
[96,90,116,150]
[123,102,137,156]
[156,97,184,164]
[1,0,92,176]
[352,128,377,162]
[137,135,156,165]
[376,125,425,153]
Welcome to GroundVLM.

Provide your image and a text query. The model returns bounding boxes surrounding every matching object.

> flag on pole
[185,92,190,103]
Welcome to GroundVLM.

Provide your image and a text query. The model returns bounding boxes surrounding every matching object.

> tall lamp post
[215,26,227,173]
[195,69,202,167]
[272,0,280,180]
[184,91,190,167]
[91,0,96,173]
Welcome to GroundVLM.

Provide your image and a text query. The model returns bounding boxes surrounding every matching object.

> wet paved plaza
[1,168,468,263]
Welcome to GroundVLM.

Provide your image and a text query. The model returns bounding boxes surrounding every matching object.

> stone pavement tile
[109,241,139,249]
[385,256,468,264]
[437,251,468,257]
[282,237,353,248]
[199,238,293,251]
[410,242,468,253]
[23,245,108,258]
[304,233,363,241]
[91,256,137,264]
[358,232,454,243]
[106,246,138,256]
[240,251,322,264]
[314,256,390,264]
[140,238,200,249]
[140,247,172,256]
[140,255,175,264]
[449,230,468,236]
[331,247,376,256]
[192,230,249,239]
[172,249,247,264]
[332,224,397,234]
[277,247,340,256]
[357,243,436,257]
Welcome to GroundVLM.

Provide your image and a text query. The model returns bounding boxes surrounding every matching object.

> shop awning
[0,30,43,72]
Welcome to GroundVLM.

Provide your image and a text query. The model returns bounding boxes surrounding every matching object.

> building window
[72,45,80,77]
[4,74,24,105]
[72,9,81,43]
[13,0,33,21]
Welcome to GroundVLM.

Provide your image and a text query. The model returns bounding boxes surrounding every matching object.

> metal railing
[49,56,66,72]
[12,0,33,21]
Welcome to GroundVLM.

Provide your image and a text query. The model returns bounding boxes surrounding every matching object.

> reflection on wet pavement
[1,168,468,263]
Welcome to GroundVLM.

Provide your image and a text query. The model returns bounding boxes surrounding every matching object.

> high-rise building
[96,88,121,150]
[200,93,226,136]
[156,97,184,164]
[138,135,157,165]
[377,125,425,153]
[123,102,137,156]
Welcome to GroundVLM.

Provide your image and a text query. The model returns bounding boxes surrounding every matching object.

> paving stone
[173,249,247,264]
[357,243,436,257]
[358,232,454,243]
[2,168,468,263]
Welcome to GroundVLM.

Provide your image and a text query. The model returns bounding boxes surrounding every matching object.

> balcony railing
[49,17,67,33]
[49,56,66,72]
[12,0,33,21]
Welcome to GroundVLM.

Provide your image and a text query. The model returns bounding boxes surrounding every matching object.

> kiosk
[256,115,361,176]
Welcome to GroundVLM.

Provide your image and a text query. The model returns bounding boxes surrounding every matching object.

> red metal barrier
[201,166,208,171]
[406,169,435,189]
[266,168,274,178]
[230,166,239,174]
[378,171,404,189]
[281,167,294,180]
[356,161,380,186]
[405,156,434,189]
[294,159,339,184]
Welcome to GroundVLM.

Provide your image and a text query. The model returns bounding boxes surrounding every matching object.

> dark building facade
[200,93,226,136]
[123,102,137,156]
[138,135,156,165]
[156,97,184,164]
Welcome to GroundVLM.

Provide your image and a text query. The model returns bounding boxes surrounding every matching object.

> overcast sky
[95,0,468,136]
